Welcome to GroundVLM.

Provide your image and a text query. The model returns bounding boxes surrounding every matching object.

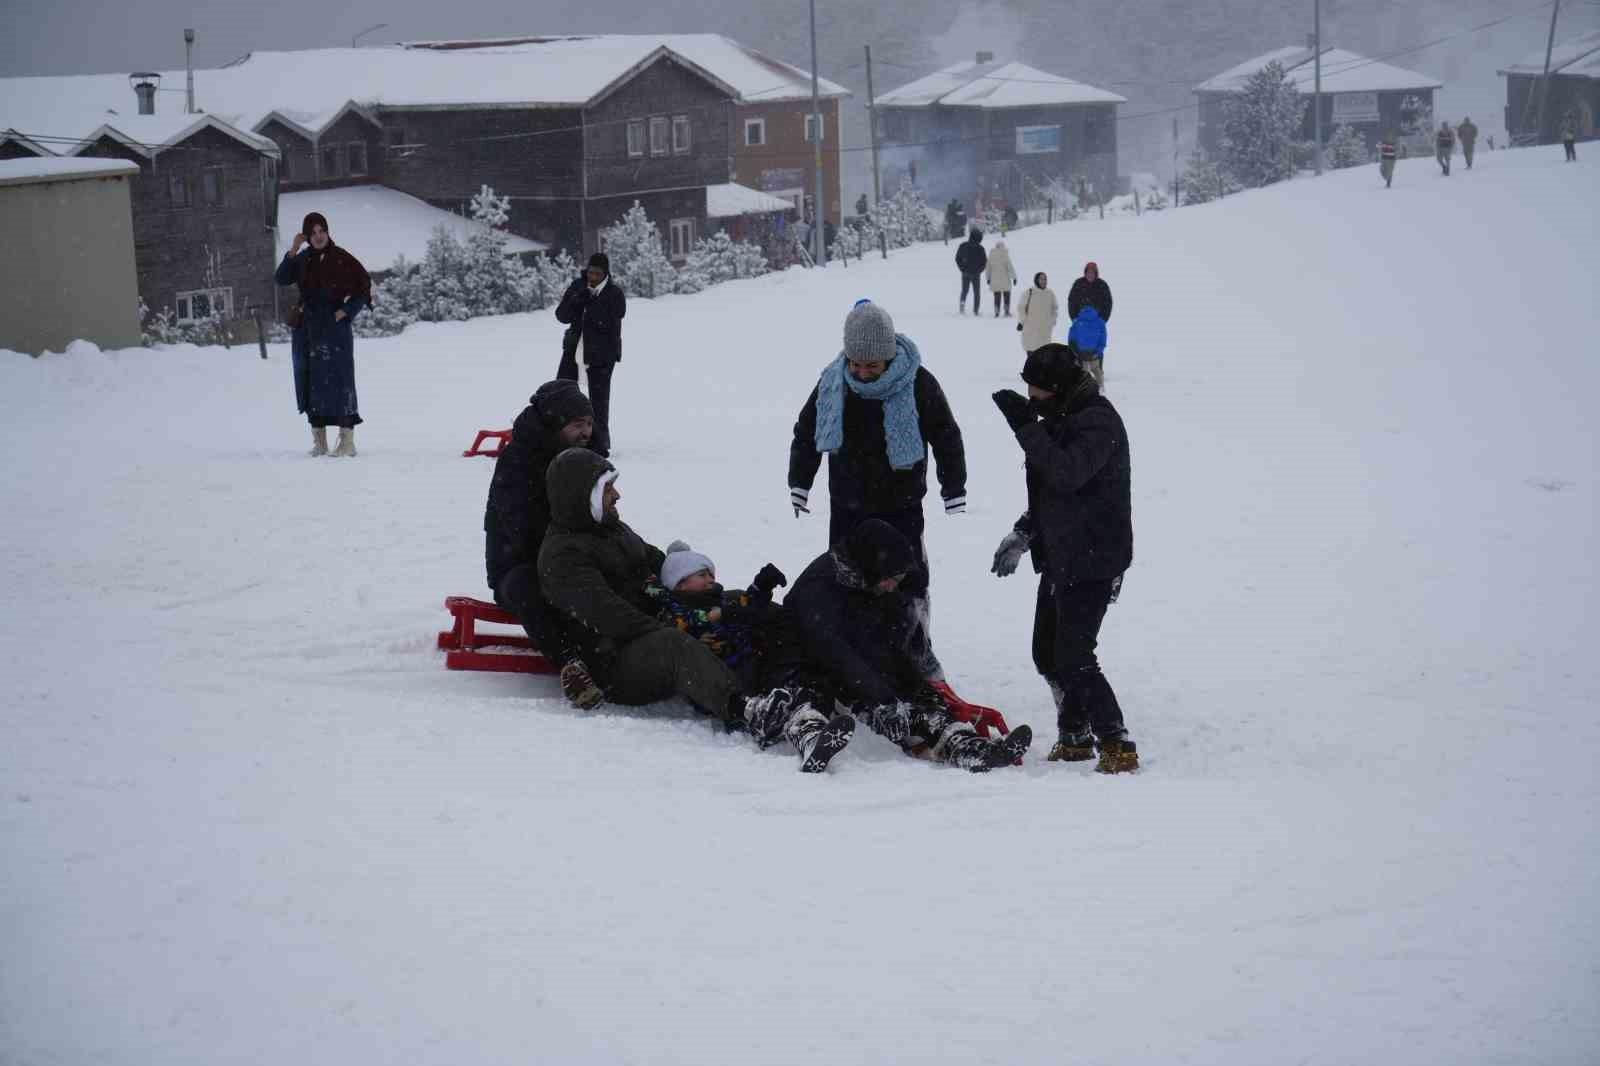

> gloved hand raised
[991,530,1030,577]
[992,389,1035,432]
[751,563,788,595]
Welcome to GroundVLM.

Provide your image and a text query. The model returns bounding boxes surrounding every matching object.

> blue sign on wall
[1015,125,1062,155]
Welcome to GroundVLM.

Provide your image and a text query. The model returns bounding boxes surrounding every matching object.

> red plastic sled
[437,596,558,674]
[463,429,513,458]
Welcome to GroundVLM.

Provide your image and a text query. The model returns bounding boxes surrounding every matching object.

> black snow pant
[743,666,834,752]
[1462,142,1475,168]
[959,273,982,313]
[602,628,741,716]
[992,290,1012,315]
[493,563,578,666]
[1564,139,1577,162]
[828,503,943,680]
[1031,574,1127,742]
[849,688,974,757]
[556,354,615,457]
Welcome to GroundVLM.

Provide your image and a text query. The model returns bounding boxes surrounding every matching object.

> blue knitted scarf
[814,334,924,470]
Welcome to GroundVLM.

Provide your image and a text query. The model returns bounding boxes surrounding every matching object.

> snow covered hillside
[3,148,1596,1065]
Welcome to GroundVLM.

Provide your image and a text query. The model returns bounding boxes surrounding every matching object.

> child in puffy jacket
[645,542,787,682]
[1067,305,1108,389]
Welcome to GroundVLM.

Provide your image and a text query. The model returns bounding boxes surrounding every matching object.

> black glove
[751,563,787,595]
[1016,322,1024,332]
[992,389,1035,432]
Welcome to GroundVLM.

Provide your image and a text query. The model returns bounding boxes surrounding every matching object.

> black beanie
[843,519,917,585]
[588,252,610,274]
[1021,343,1089,397]
[530,379,593,431]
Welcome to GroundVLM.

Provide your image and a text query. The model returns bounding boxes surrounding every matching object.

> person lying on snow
[782,519,1034,772]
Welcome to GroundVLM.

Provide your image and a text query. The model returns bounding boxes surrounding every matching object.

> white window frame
[347,140,368,176]
[626,119,646,158]
[649,116,670,156]
[744,117,766,146]
[672,115,691,155]
[804,113,825,143]
[668,218,694,261]
[175,286,233,323]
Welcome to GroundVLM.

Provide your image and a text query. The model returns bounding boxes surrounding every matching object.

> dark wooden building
[254,103,386,191]
[874,56,1125,212]
[1499,30,1600,146]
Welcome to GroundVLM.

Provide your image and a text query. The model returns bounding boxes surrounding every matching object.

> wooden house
[1499,29,1600,146]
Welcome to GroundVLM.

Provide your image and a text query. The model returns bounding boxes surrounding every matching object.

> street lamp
[352,23,389,48]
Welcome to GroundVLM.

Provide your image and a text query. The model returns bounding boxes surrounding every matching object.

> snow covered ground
[3,147,1596,1065]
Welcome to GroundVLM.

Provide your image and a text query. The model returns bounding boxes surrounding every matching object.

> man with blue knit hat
[788,300,967,679]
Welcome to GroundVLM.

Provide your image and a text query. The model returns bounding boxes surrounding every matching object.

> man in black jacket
[954,227,987,315]
[784,519,1031,771]
[990,344,1138,774]
[788,300,967,679]
[555,252,626,457]
[1066,261,1113,324]
[484,380,603,709]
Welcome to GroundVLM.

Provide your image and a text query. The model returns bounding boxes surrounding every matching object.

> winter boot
[942,724,1032,772]
[1048,728,1096,762]
[796,713,856,773]
[333,427,357,457]
[559,659,605,711]
[309,426,329,456]
[1095,735,1139,775]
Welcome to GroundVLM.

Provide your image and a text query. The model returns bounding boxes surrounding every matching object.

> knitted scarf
[813,333,924,470]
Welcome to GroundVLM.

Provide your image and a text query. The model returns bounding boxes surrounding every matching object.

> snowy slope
[2,148,1596,1066]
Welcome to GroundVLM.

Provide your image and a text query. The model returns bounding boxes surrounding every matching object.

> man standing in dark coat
[788,301,967,679]
[954,227,987,315]
[555,252,625,457]
[484,380,603,709]
[784,519,1032,771]
[990,344,1138,774]
[1066,262,1113,324]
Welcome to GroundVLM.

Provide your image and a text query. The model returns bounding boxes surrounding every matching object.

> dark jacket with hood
[954,229,987,276]
[1067,275,1113,323]
[483,381,594,590]
[556,274,626,365]
[537,449,667,677]
[782,520,928,707]
[1014,385,1132,584]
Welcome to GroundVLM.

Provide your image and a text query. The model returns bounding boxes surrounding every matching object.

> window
[668,218,694,261]
[744,118,766,146]
[347,141,368,176]
[320,143,342,179]
[880,111,909,142]
[168,174,190,207]
[202,167,225,207]
[804,113,825,143]
[626,120,645,158]
[386,127,406,147]
[175,287,233,322]
[649,116,669,156]
[672,115,691,154]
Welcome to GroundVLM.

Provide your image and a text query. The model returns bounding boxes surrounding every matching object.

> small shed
[0,157,142,354]
[1499,29,1600,145]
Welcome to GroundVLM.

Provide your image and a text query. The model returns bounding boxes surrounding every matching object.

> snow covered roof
[876,60,1125,109]
[705,182,792,218]
[254,101,382,141]
[67,113,280,159]
[1498,29,1600,80]
[277,185,544,271]
[0,155,139,186]
[1195,46,1441,94]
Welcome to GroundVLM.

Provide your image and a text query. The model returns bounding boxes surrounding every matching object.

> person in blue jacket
[1067,305,1108,389]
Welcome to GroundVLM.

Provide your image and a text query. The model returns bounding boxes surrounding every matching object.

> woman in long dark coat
[274,212,372,456]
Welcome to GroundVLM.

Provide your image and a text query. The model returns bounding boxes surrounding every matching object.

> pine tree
[1326,124,1370,169]
[599,201,677,299]
[462,185,537,317]
[870,181,938,250]
[532,249,579,310]
[1178,153,1241,205]
[1219,61,1303,188]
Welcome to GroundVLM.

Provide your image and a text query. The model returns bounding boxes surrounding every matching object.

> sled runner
[462,428,513,458]
[437,596,557,674]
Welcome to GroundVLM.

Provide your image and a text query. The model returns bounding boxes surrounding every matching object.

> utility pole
[1534,0,1563,144]
[1172,116,1180,206]
[1313,0,1323,175]
[184,28,195,114]
[865,45,881,208]
[808,0,826,266]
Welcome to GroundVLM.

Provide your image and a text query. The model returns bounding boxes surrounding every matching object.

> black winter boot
[796,714,856,773]
[942,724,1032,772]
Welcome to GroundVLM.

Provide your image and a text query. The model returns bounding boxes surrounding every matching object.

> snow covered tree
[461,185,538,318]
[1326,124,1370,169]
[354,257,421,337]
[599,201,677,298]
[1178,153,1241,205]
[871,181,938,250]
[1142,185,1169,212]
[1219,61,1303,188]
[1398,94,1432,140]
[531,248,579,310]
[676,229,769,292]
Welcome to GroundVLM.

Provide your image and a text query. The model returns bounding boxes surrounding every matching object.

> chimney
[976,51,994,65]
[184,28,196,113]
[130,72,161,114]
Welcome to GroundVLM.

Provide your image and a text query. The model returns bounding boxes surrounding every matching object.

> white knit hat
[660,540,716,591]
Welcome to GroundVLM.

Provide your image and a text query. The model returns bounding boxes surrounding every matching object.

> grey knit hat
[842,302,897,364]
[660,540,716,591]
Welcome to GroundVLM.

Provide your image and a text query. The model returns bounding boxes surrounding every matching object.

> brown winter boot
[1095,736,1139,774]
[309,426,329,456]
[1047,730,1096,762]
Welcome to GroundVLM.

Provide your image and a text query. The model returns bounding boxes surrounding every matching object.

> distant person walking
[986,236,1017,318]
[1457,117,1478,169]
[1017,271,1058,355]
[275,211,372,457]
[1067,262,1113,325]
[1561,112,1578,162]
[955,228,987,316]
[556,252,626,457]
[1378,132,1398,188]
[1435,122,1455,176]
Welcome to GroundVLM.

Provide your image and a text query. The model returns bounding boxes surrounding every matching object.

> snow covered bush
[1219,61,1303,188]
[871,181,938,250]
[1178,153,1241,205]
[599,201,677,299]
[676,229,769,293]
[532,248,580,310]
[1142,186,1169,212]
[1326,125,1371,170]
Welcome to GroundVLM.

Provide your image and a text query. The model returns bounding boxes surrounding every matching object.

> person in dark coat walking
[788,301,967,680]
[555,252,626,456]
[274,211,371,457]
[990,344,1138,774]
[484,380,604,709]
[1378,132,1398,188]
[1435,122,1455,175]
[954,228,987,315]
[1457,117,1478,169]
[1561,112,1578,162]
[1066,262,1112,324]
[784,519,1031,771]
[538,449,744,723]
